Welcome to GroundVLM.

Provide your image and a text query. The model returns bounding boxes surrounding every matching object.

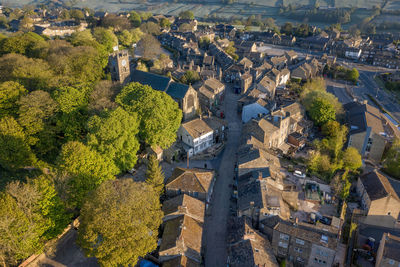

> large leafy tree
[0,53,55,91]
[0,81,27,117]
[56,141,118,209]
[308,97,336,126]
[53,85,90,141]
[77,179,163,267]
[342,147,362,171]
[17,90,59,146]
[145,154,164,195]
[0,116,36,170]
[0,176,69,265]
[129,10,142,27]
[116,82,182,148]
[87,107,140,173]
[0,32,47,57]
[93,27,118,53]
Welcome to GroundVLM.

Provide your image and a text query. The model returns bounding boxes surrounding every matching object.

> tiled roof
[274,220,339,250]
[131,70,171,92]
[181,118,213,139]
[344,101,385,134]
[166,167,215,194]
[228,217,278,267]
[162,194,205,222]
[159,215,203,255]
[360,170,400,201]
[162,255,200,267]
[166,82,189,100]
[383,233,400,262]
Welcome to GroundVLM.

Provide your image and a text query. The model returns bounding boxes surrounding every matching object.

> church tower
[109,49,130,84]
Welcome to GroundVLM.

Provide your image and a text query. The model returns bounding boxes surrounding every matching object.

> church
[109,50,199,121]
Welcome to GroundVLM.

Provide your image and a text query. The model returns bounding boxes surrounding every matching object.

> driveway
[203,84,242,267]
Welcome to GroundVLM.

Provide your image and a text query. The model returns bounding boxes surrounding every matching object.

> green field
[5,0,400,29]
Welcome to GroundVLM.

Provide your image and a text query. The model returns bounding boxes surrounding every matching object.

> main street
[203,84,242,267]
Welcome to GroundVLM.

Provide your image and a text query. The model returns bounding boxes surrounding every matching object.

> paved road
[327,84,353,104]
[203,85,241,267]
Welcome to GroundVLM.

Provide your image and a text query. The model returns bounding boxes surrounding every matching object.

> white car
[293,170,305,178]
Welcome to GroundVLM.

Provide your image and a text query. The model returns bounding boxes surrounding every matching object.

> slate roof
[131,70,171,92]
[166,167,215,194]
[274,220,339,250]
[383,233,400,262]
[228,217,278,267]
[162,194,205,222]
[162,255,200,267]
[166,82,189,100]
[159,215,203,256]
[360,170,400,201]
[344,101,384,135]
[181,118,213,139]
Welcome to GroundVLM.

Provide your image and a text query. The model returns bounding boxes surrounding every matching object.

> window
[321,235,328,243]
[278,241,288,248]
[389,259,395,265]
[280,233,289,241]
[294,247,303,253]
[295,238,305,245]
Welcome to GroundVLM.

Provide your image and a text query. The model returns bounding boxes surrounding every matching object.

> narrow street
[203,84,242,267]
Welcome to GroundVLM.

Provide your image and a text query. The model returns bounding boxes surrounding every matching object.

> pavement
[203,84,242,267]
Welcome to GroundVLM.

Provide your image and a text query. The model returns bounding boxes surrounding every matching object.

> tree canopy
[308,97,336,126]
[0,175,69,265]
[0,116,36,170]
[77,179,163,267]
[0,81,27,117]
[116,82,182,148]
[56,141,118,209]
[87,107,140,173]
[179,10,195,20]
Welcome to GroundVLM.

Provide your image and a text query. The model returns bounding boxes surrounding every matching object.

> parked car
[294,170,306,178]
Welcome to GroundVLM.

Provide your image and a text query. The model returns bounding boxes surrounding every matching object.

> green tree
[179,10,195,20]
[129,10,142,27]
[224,41,239,61]
[116,82,182,148]
[0,53,55,91]
[0,175,69,265]
[145,154,164,195]
[17,90,59,145]
[0,32,46,57]
[93,27,118,53]
[347,68,359,84]
[384,138,400,178]
[0,116,36,170]
[342,147,362,171]
[181,70,200,85]
[77,179,163,267]
[87,107,140,173]
[308,97,336,126]
[56,141,118,209]
[53,86,87,114]
[160,18,171,28]
[70,9,84,21]
[0,81,27,117]
[117,29,135,48]
[321,120,340,137]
